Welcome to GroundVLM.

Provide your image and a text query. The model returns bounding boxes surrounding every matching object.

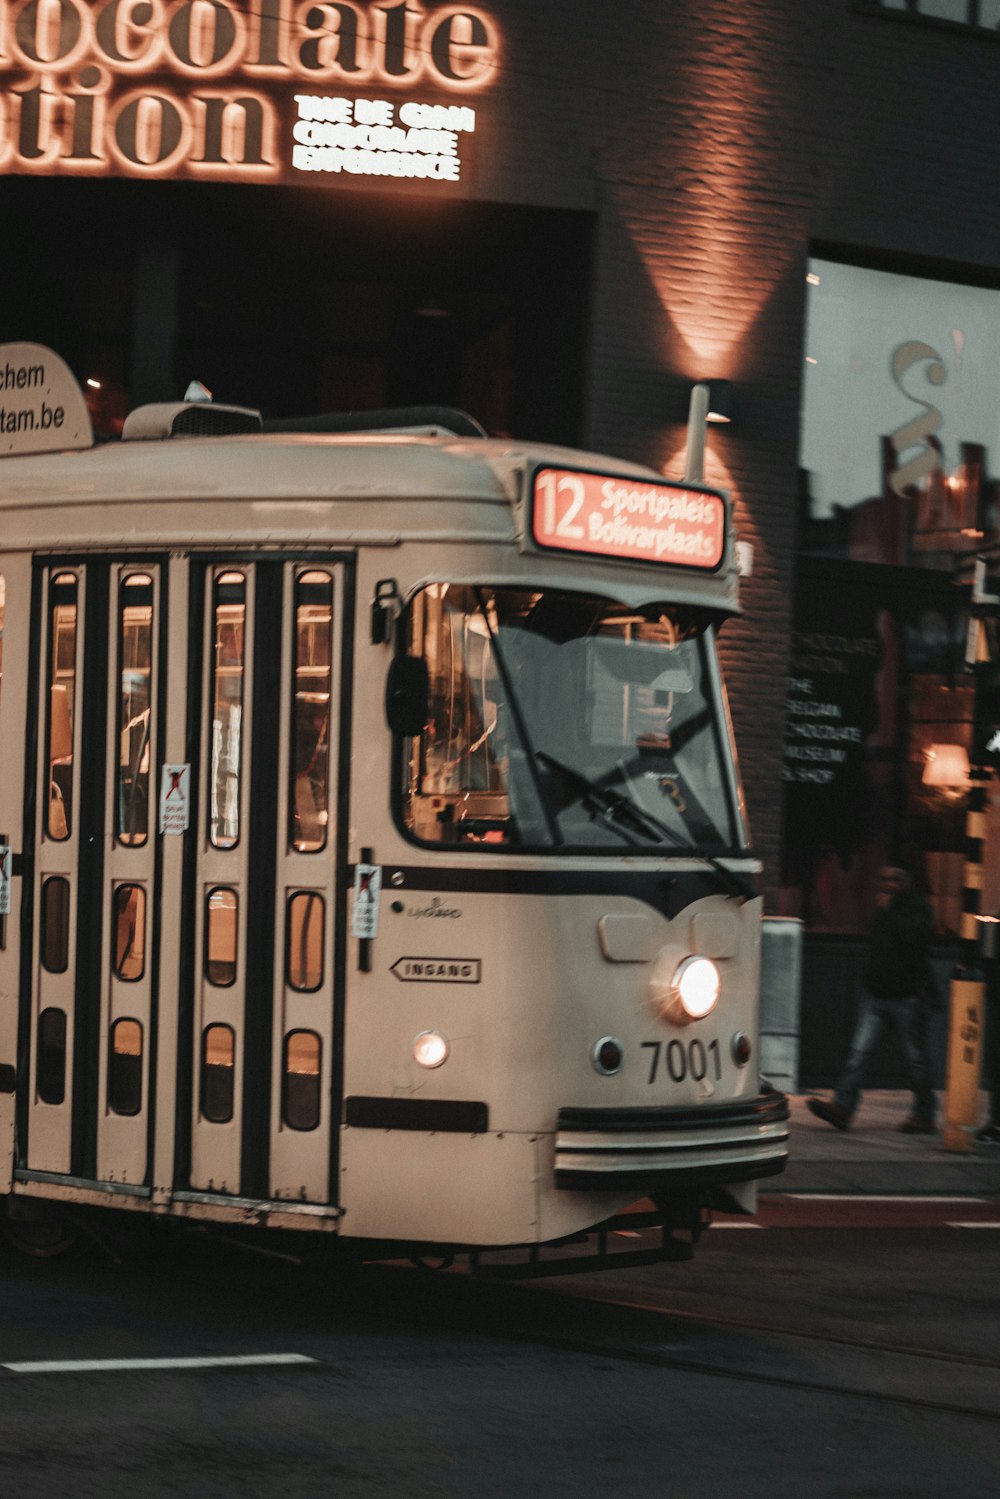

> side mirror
[386,654,429,737]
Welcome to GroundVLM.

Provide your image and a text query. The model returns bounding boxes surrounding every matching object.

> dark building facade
[5,0,1000,1075]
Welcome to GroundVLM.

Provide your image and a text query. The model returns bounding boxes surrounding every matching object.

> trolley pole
[943,558,995,1151]
[683,383,709,486]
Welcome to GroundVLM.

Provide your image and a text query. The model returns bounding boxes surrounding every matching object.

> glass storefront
[782,257,1000,933]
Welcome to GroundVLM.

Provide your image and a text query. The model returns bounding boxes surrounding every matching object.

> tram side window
[117,574,153,847]
[108,1018,143,1116]
[201,1024,235,1123]
[210,573,246,849]
[282,1030,321,1131]
[286,891,324,992]
[41,876,70,972]
[37,1008,66,1106]
[112,884,146,981]
[205,887,238,985]
[291,572,333,853]
[47,573,78,842]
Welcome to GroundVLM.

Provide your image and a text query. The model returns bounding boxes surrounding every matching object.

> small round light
[413,1031,449,1068]
[731,1032,752,1067]
[672,956,720,1021]
[592,1036,624,1075]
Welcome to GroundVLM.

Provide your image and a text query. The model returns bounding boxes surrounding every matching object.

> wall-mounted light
[683,380,733,484]
[702,379,733,424]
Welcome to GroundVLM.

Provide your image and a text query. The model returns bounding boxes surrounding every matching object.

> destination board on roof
[530,468,727,571]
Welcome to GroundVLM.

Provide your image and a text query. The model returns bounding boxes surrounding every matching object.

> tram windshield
[402,585,742,853]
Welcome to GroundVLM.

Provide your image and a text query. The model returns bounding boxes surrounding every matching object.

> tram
[0,344,787,1273]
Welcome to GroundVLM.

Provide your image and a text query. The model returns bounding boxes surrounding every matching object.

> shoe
[898,1115,935,1134]
[807,1097,850,1131]
[975,1123,1000,1144]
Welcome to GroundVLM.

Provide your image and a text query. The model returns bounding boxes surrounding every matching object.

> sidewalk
[765,1090,1000,1196]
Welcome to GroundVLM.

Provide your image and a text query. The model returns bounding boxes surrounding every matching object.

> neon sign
[0,0,498,182]
[531,467,728,571]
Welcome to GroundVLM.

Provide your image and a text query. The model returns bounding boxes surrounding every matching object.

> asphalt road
[0,1203,995,1498]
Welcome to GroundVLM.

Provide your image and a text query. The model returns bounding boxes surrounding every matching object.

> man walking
[808,867,937,1133]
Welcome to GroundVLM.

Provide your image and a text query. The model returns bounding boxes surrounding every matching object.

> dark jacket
[862,889,934,1000]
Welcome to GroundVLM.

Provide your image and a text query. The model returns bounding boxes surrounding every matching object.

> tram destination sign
[530,467,727,571]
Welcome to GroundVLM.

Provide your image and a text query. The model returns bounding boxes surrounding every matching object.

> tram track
[501,1280,1000,1423]
[550,1282,1000,1371]
[342,1258,1000,1424]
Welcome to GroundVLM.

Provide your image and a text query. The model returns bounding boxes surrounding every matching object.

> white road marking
[710,1221,764,1229]
[947,1222,1000,1230]
[2,1353,319,1375]
[786,1194,986,1204]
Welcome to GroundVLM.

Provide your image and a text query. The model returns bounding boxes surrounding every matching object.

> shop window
[117,574,153,846]
[282,1031,321,1131]
[290,571,333,853]
[37,1008,66,1106]
[108,1018,143,1116]
[205,887,237,986]
[41,876,70,972]
[788,257,1000,934]
[864,0,1000,27]
[47,573,77,842]
[112,884,146,981]
[210,572,245,849]
[286,891,324,992]
[201,1024,235,1123]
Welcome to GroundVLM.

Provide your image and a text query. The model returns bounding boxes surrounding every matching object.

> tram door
[186,561,342,1204]
[23,559,343,1207]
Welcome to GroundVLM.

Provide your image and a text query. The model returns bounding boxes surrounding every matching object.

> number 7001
[641,1038,722,1085]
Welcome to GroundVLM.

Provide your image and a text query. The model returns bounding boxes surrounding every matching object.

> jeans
[834,985,935,1122]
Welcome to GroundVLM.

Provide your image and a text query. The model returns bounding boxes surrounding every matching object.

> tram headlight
[670,955,720,1022]
[413,1030,449,1069]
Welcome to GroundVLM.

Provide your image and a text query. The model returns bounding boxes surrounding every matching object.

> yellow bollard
[943,971,986,1152]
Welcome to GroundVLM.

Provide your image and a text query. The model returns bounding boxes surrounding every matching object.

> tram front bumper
[554,1091,790,1191]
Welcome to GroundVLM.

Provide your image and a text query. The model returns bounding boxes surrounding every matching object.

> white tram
[0,345,788,1273]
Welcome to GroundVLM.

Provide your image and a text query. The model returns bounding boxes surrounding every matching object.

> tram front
[341,457,789,1271]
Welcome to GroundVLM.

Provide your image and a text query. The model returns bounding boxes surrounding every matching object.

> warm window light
[922,743,970,789]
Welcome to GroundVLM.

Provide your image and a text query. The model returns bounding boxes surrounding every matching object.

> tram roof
[0,430,739,610]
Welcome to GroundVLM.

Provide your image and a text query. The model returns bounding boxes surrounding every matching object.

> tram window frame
[108,1017,143,1117]
[36,1007,67,1106]
[116,573,154,848]
[200,1023,235,1124]
[281,1029,321,1132]
[40,875,70,973]
[290,570,334,855]
[112,883,146,982]
[209,572,246,851]
[285,890,325,993]
[45,572,78,843]
[204,886,238,987]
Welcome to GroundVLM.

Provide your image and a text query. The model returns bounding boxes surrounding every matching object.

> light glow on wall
[613,22,797,373]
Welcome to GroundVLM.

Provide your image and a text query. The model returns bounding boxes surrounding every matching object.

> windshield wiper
[536,752,755,899]
[536,752,658,848]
